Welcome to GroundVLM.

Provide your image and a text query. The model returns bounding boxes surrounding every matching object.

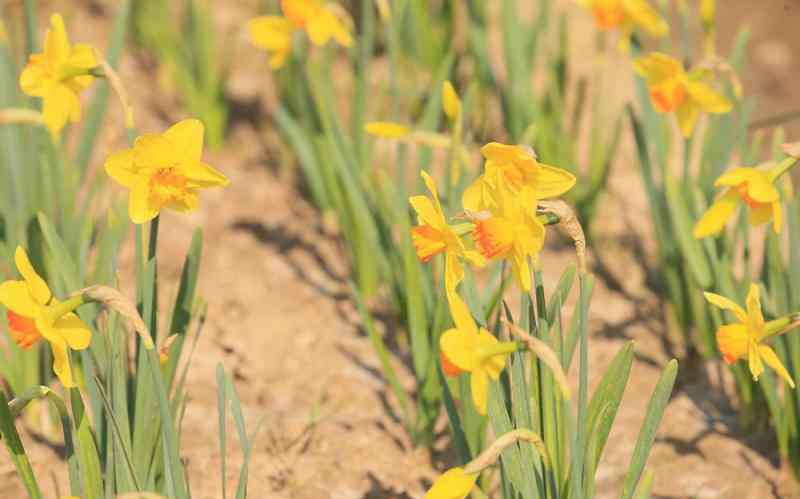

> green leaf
[0,390,42,498]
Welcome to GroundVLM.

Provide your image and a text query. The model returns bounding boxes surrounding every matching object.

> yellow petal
[686,80,732,114]
[440,328,478,372]
[104,149,136,188]
[511,252,532,292]
[184,162,229,188]
[748,202,773,227]
[745,283,765,333]
[759,345,795,388]
[133,134,174,170]
[365,121,410,138]
[19,63,46,96]
[409,196,444,229]
[478,329,508,379]
[164,119,205,162]
[622,0,668,36]
[470,369,489,415]
[693,189,738,238]
[676,100,700,137]
[745,176,780,203]
[129,177,159,224]
[49,336,75,388]
[322,7,353,47]
[248,16,293,52]
[442,80,461,121]
[0,281,39,317]
[425,467,478,499]
[633,52,683,86]
[15,246,51,305]
[703,291,747,322]
[52,313,92,350]
[44,14,70,68]
[305,11,333,46]
[715,167,762,188]
[716,323,749,363]
[529,163,576,199]
[67,43,97,70]
[462,177,493,212]
[748,340,764,381]
[42,85,79,137]
[165,191,199,214]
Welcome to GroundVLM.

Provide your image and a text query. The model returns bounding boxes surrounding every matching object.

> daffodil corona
[0,247,91,388]
[19,14,98,137]
[105,119,229,224]
[634,52,732,137]
[705,285,798,387]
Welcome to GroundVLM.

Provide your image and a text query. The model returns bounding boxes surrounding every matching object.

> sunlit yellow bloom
[425,467,478,499]
[705,284,795,388]
[0,247,91,388]
[247,16,294,69]
[694,166,782,238]
[471,178,545,292]
[410,172,484,331]
[440,306,513,414]
[19,14,97,138]
[281,0,353,47]
[442,81,461,122]
[365,121,410,138]
[105,119,229,224]
[463,143,575,213]
[578,0,667,38]
[634,52,732,137]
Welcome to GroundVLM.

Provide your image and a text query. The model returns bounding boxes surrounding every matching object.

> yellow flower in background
[365,121,410,138]
[439,303,513,414]
[471,178,546,292]
[425,467,478,499]
[19,14,97,138]
[410,171,484,331]
[247,16,294,69]
[105,119,229,224]
[442,80,461,122]
[463,143,575,213]
[705,284,795,388]
[578,0,667,38]
[0,247,91,388]
[694,166,782,238]
[281,0,353,47]
[634,52,732,137]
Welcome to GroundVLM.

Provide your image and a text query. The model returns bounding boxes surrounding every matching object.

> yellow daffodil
[705,284,796,387]
[463,143,575,213]
[365,121,410,138]
[0,247,91,388]
[694,165,783,238]
[634,52,732,137]
[104,119,229,224]
[247,16,294,69]
[578,0,667,38]
[410,172,484,331]
[440,305,514,414]
[19,14,97,138]
[281,0,353,47]
[471,178,546,292]
[425,467,478,499]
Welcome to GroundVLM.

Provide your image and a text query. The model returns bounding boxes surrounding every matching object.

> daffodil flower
[424,467,478,499]
[104,119,229,224]
[705,284,797,387]
[0,247,91,388]
[634,52,732,137]
[694,164,787,238]
[410,171,484,331]
[578,0,667,39]
[281,0,353,48]
[471,177,546,292]
[463,143,575,213]
[440,306,515,415]
[19,14,98,138]
[247,16,294,69]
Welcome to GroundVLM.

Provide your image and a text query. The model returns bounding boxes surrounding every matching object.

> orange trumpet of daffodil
[104,119,229,224]
[409,171,485,331]
[425,467,478,499]
[439,304,515,415]
[0,247,91,388]
[705,284,798,387]
[578,0,667,38]
[693,160,794,238]
[19,14,98,138]
[463,143,575,213]
[634,52,732,137]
